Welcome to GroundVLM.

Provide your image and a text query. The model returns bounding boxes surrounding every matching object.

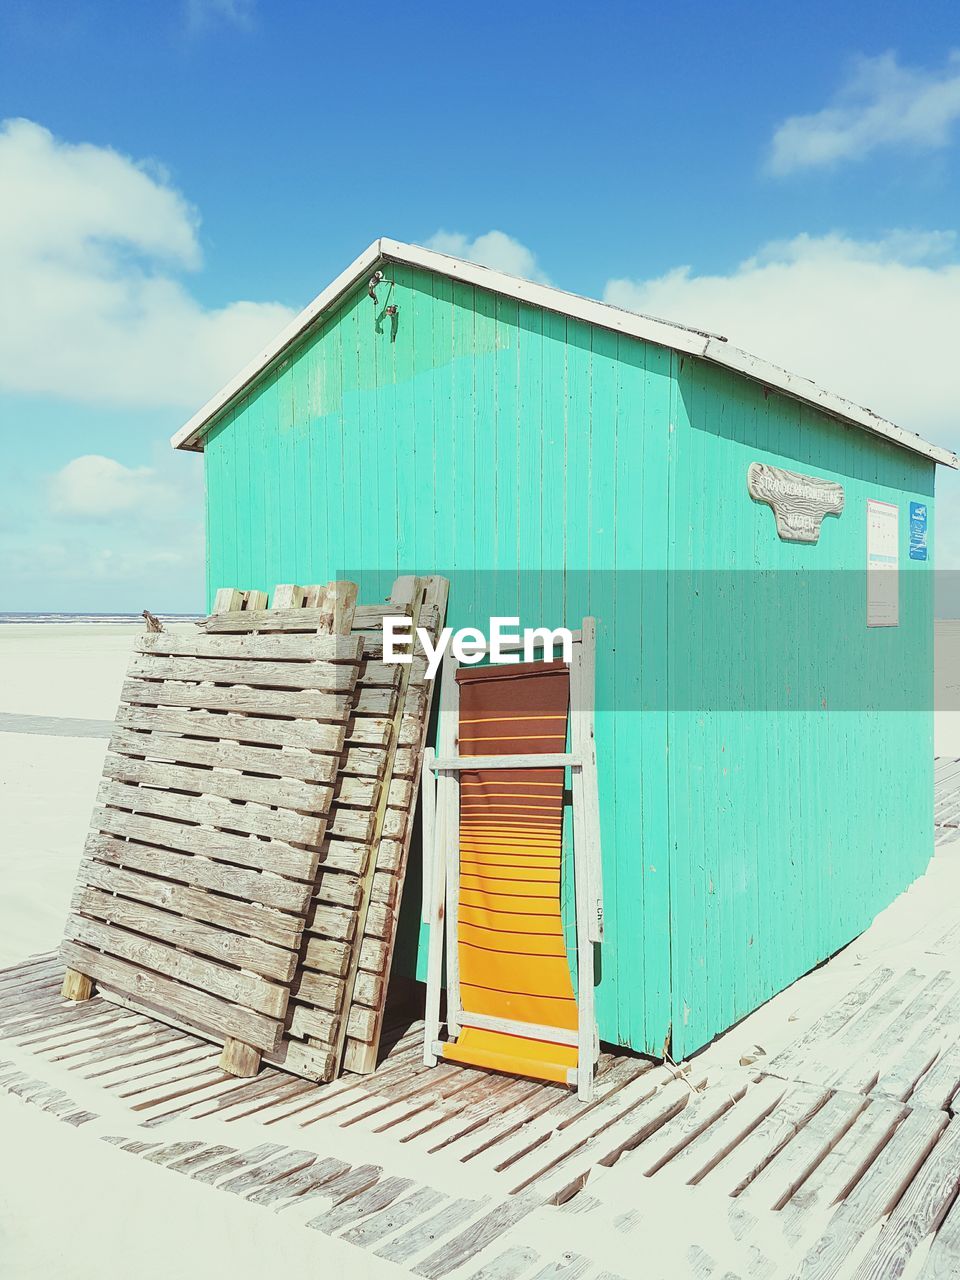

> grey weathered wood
[659,1077,788,1186]
[115,703,347,751]
[308,1174,414,1235]
[127,653,358,691]
[911,1041,960,1110]
[109,726,340,782]
[296,1162,383,1211]
[829,971,954,1095]
[137,631,363,661]
[89,807,317,880]
[738,1088,867,1210]
[698,1083,830,1195]
[189,1142,287,1185]
[339,1185,446,1249]
[63,915,287,1017]
[466,1248,540,1280]
[766,968,893,1077]
[413,1196,538,1280]
[75,886,295,981]
[852,1120,960,1279]
[96,780,324,849]
[529,1255,591,1280]
[747,462,844,543]
[517,1077,699,1204]
[60,942,283,1052]
[633,1079,749,1176]
[120,676,361,720]
[789,1108,948,1280]
[219,1148,317,1196]
[80,842,309,923]
[919,1157,960,1277]
[245,1155,349,1206]
[102,753,334,815]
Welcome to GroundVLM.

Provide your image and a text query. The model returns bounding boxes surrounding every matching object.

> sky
[1,0,959,613]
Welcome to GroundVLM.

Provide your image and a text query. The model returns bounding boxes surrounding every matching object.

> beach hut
[172,238,958,1061]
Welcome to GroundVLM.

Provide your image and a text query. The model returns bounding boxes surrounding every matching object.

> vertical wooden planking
[611,333,643,1044]
[494,293,521,617]
[637,339,672,1048]
[451,282,477,619]
[355,276,380,576]
[393,265,418,572]
[541,310,571,998]
[473,285,498,616]
[432,273,455,580]
[517,302,544,627]
[668,352,936,1058]
[587,327,620,1040]
[326,303,347,574]
[408,267,438,571]
[338,292,363,577]
[375,265,399,580]
[199,261,938,1063]
[562,320,592,996]
[541,310,567,616]
[305,323,328,580]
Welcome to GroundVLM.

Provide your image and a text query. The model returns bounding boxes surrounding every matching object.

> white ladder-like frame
[420,619,604,1101]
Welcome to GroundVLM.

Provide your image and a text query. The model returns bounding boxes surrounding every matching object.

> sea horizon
[0,611,203,624]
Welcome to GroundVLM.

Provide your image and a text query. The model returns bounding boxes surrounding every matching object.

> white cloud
[605,230,960,439]
[604,230,960,567]
[2,450,206,610]
[769,51,960,174]
[0,119,294,408]
[49,455,181,519]
[426,229,551,284]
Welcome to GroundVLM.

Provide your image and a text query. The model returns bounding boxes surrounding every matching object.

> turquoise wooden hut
[172,238,958,1060]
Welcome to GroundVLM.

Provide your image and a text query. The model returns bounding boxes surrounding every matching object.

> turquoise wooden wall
[202,263,935,1059]
[667,359,934,1055]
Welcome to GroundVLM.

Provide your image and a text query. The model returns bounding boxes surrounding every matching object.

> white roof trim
[172,236,958,468]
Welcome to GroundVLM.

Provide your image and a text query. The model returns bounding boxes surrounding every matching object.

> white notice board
[867,499,899,627]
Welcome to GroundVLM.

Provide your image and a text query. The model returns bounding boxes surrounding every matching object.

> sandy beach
[0,624,203,970]
[2,622,959,1279]
[0,621,400,1279]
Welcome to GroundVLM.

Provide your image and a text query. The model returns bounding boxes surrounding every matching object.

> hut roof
[171,238,958,467]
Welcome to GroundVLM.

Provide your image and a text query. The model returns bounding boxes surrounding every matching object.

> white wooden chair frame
[420,619,603,1101]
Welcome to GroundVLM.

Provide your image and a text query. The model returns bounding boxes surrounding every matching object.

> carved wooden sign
[747,462,844,543]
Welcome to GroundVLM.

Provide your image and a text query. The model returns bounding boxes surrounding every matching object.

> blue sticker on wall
[909,501,928,561]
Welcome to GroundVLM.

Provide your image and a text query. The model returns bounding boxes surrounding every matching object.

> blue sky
[1,0,959,611]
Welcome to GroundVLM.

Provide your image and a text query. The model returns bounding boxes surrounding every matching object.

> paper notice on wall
[867,499,899,627]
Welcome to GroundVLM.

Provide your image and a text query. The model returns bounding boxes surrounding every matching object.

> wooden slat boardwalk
[934,757,960,849]
[4,764,960,1277]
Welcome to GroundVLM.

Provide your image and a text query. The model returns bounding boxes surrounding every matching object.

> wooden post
[220,1036,262,1078]
[214,586,268,1079]
[438,647,462,1039]
[331,577,428,1076]
[61,968,94,1002]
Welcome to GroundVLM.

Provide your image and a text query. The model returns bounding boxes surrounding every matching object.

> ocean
[0,613,202,624]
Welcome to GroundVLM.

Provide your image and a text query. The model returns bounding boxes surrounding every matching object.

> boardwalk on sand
[3,768,960,1277]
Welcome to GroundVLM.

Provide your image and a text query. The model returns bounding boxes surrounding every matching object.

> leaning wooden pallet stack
[251,575,449,1081]
[60,582,362,1077]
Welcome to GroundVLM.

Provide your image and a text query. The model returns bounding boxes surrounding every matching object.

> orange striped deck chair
[421,620,603,1101]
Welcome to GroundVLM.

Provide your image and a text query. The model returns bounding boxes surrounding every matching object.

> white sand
[0,622,955,1278]
[936,620,960,757]
[0,623,402,1278]
[0,622,195,721]
[0,1095,398,1280]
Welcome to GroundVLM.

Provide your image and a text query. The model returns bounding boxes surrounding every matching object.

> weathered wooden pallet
[60,583,361,1077]
[249,575,449,1082]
